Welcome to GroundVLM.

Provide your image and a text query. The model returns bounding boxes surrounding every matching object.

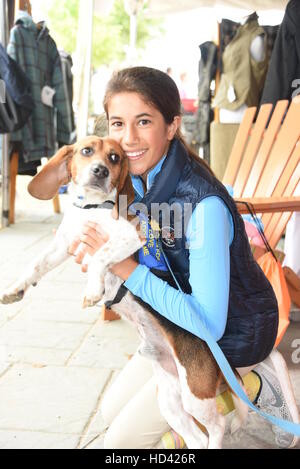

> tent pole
[74,0,94,139]
[0,0,10,228]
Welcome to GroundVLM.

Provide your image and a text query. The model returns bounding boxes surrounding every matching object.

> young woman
[69,66,299,449]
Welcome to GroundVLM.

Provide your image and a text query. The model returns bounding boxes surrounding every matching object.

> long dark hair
[103,66,214,176]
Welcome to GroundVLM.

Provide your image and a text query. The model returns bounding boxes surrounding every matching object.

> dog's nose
[91,164,109,178]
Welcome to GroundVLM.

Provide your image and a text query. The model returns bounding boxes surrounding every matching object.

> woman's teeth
[126,150,146,159]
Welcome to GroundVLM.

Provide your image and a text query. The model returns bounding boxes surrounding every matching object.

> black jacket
[261,0,300,104]
[0,43,34,133]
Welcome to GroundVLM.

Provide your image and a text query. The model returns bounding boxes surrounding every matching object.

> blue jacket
[137,138,278,367]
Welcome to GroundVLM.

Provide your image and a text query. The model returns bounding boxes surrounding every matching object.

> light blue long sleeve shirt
[125,158,234,342]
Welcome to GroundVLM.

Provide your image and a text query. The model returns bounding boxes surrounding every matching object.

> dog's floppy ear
[112,157,135,220]
[28,145,74,200]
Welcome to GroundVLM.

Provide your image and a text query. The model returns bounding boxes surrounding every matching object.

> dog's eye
[109,153,120,164]
[81,147,94,157]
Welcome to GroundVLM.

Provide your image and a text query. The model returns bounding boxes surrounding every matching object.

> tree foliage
[43,0,164,67]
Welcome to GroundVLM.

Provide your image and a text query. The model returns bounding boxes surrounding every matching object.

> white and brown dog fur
[0,136,248,449]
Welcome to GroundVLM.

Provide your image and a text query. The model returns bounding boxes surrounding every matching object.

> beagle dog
[0,135,248,449]
[0,136,145,307]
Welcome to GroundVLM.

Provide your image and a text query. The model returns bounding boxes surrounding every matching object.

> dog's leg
[153,363,209,449]
[175,359,226,449]
[83,233,144,307]
[0,237,69,304]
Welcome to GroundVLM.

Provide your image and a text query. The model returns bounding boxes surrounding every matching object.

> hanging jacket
[193,41,217,146]
[213,17,268,111]
[7,11,73,162]
[0,43,34,134]
[261,0,300,105]
[59,50,76,143]
[137,138,278,367]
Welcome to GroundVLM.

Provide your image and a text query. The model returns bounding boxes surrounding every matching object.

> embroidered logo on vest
[161,226,176,248]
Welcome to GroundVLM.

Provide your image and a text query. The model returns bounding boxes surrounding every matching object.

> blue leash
[158,239,300,437]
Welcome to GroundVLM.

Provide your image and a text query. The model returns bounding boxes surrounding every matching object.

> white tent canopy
[94,0,289,16]
[146,0,288,15]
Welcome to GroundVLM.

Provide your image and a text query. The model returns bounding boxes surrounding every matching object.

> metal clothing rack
[0,0,9,228]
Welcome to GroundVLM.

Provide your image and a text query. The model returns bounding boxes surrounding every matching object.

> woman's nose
[123,125,139,145]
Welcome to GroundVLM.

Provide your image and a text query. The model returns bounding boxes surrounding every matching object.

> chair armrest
[235,196,300,214]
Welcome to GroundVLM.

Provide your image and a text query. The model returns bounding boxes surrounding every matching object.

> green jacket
[213,18,268,111]
[7,11,73,162]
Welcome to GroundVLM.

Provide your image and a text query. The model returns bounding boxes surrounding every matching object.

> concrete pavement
[0,175,299,449]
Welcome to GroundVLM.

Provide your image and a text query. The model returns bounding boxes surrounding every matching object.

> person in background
[177,71,188,99]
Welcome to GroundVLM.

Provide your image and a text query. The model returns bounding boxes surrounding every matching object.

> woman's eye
[109,153,120,164]
[111,121,123,128]
[139,119,150,126]
[81,147,94,156]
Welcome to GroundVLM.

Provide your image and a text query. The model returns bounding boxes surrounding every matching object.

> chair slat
[222,106,256,187]
[234,104,273,197]
[243,100,289,198]
[263,165,300,247]
[236,196,300,213]
[262,145,300,232]
[254,98,300,198]
[268,212,293,250]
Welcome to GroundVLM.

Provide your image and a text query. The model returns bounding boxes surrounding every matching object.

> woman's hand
[68,221,139,278]
[68,221,109,272]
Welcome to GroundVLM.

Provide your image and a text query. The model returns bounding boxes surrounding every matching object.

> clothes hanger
[244,11,259,24]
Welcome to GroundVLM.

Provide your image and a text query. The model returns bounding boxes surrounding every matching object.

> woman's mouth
[125,150,147,160]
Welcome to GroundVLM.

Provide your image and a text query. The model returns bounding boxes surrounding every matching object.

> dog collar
[73,200,115,210]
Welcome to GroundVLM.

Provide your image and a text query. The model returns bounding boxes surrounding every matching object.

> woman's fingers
[68,236,81,255]
[69,222,110,268]
[68,237,89,263]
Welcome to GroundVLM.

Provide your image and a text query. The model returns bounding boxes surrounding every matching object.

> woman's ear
[28,145,74,200]
[167,116,182,141]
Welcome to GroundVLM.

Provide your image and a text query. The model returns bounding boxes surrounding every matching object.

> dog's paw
[0,289,25,304]
[82,295,101,309]
[82,282,105,309]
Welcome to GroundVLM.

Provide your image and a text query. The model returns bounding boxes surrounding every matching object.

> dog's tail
[221,369,249,434]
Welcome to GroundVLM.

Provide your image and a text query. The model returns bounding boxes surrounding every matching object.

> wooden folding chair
[223,97,300,250]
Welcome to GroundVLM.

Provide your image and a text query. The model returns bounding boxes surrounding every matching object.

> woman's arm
[124,196,233,341]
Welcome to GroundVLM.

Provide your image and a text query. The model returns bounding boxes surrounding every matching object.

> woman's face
[107,92,180,181]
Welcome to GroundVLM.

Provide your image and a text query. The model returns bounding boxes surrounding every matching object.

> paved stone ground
[0,175,299,449]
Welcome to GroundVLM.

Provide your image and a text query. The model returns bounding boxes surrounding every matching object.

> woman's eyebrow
[135,113,152,118]
[109,113,153,121]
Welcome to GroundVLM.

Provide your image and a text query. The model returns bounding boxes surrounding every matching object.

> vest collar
[141,138,187,209]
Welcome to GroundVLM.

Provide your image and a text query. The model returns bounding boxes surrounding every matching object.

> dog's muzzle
[90,163,109,179]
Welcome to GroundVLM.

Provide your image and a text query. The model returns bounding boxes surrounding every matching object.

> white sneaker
[254,349,300,448]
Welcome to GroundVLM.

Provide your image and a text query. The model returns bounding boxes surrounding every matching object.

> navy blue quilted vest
[139,138,278,367]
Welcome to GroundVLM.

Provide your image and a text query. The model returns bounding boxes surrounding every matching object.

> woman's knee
[103,421,135,449]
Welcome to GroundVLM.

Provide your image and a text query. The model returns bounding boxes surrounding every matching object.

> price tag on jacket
[227,85,236,103]
[41,85,56,107]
